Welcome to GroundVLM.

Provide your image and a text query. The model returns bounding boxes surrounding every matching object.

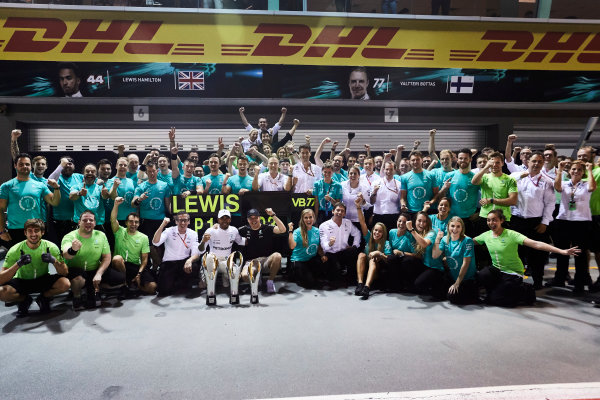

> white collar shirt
[510,172,556,225]
[319,218,361,253]
[341,180,372,222]
[258,172,288,191]
[373,176,401,215]
[293,163,322,193]
[154,227,200,262]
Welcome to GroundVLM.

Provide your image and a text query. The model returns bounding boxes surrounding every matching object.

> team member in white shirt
[198,209,246,287]
[152,211,200,297]
[319,202,361,286]
[370,161,401,230]
[289,144,322,193]
[341,166,372,226]
[509,152,555,289]
[252,157,289,192]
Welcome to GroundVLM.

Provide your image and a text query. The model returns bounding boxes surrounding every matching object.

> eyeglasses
[177,218,190,222]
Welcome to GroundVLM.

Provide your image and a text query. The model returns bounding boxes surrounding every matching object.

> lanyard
[528,174,542,187]
[302,164,315,177]
[384,177,398,194]
[177,232,188,248]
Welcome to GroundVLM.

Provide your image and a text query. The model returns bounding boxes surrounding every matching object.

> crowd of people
[0,107,598,318]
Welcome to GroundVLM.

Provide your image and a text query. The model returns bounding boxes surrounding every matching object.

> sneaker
[360,285,370,300]
[266,279,276,294]
[118,286,128,300]
[35,294,51,314]
[16,295,33,318]
[354,283,364,296]
[72,296,84,310]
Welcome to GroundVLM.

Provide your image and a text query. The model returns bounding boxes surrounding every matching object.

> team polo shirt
[200,173,225,194]
[363,231,392,256]
[313,179,342,212]
[447,170,480,218]
[203,226,246,258]
[70,181,106,224]
[54,173,84,221]
[373,176,401,215]
[422,230,444,271]
[154,227,200,262]
[292,163,322,194]
[157,170,173,186]
[474,229,526,275]
[30,174,49,222]
[225,174,252,195]
[134,180,172,220]
[431,214,450,234]
[290,227,320,262]
[438,236,476,281]
[400,170,438,213]
[106,177,136,220]
[332,169,349,183]
[432,167,455,188]
[61,230,110,271]
[0,178,51,229]
[5,239,63,280]
[173,175,202,195]
[114,226,150,265]
[257,172,288,191]
[478,173,518,221]
[388,229,416,253]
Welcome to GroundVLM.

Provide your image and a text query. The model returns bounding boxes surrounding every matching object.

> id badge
[569,201,576,211]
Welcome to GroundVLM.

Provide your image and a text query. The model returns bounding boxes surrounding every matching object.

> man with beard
[472,151,518,223]
[69,163,109,230]
[0,153,61,246]
[400,151,439,216]
[0,218,69,317]
[170,147,202,197]
[49,156,83,244]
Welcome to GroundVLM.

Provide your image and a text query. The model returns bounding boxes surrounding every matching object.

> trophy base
[206,295,217,306]
[251,294,259,304]
[229,294,239,305]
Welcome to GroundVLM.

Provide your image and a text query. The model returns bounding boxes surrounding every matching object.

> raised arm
[472,159,493,185]
[427,129,439,169]
[355,196,368,237]
[239,106,250,127]
[431,230,445,259]
[266,208,286,234]
[287,222,296,250]
[587,162,597,192]
[43,179,62,206]
[110,197,123,233]
[395,145,405,170]
[314,137,331,168]
[505,134,516,163]
[170,145,180,180]
[152,217,170,246]
[276,107,287,127]
[10,129,21,161]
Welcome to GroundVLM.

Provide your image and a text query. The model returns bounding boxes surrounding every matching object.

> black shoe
[360,286,370,300]
[16,295,33,318]
[35,295,51,314]
[72,296,84,310]
[590,279,600,293]
[117,286,128,300]
[533,282,543,290]
[545,278,566,288]
[572,287,586,297]
[354,283,364,296]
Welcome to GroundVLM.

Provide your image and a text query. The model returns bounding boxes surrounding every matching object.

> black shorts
[68,267,123,287]
[125,262,155,285]
[6,275,62,295]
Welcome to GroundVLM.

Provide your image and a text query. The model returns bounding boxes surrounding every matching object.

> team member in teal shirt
[0,153,60,245]
[200,154,226,194]
[475,209,580,307]
[354,197,392,300]
[425,197,451,234]
[432,216,478,304]
[70,163,108,227]
[288,209,324,289]
[311,162,342,224]
[223,155,253,226]
[407,211,445,299]
[51,157,84,244]
[170,147,202,196]
[400,151,439,214]
[106,157,137,222]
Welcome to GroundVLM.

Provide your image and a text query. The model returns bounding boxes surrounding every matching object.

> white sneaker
[266,279,276,294]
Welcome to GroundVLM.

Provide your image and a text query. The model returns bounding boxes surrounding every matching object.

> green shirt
[479,173,518,221]
[61,230,110,271]
[474,229,526,275]
[113,226,150,266]
[4,239,63,280]
[589,166,600,216]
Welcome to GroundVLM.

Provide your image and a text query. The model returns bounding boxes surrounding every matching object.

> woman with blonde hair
[288,208,324,289]
[432,216,478,304]
[354,196,392,300]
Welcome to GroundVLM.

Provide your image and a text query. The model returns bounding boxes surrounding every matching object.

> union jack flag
[178,71,204,90]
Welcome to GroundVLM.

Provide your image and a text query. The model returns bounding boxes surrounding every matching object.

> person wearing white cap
[198,209,246,288]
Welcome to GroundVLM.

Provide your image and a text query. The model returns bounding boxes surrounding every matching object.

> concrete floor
[1,264,599,400]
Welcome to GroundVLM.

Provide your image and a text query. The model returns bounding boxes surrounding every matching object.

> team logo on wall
[448,75,474,94]
[177,71,205,90]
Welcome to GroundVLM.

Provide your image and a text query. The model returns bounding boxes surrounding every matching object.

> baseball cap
[247,209,260,218]
[217,209,231,219]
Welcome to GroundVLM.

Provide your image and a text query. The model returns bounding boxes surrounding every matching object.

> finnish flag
[448,76,474,94]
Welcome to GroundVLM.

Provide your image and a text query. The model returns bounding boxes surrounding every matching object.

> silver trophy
[227,251,243,305]
[248,259,262,304]
[202,253,219,306]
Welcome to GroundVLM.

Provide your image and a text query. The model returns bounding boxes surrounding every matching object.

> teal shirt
[174,175,202,195]
[30,174,49,222]
[363,231,392,256]
[438,236,476,281]
[226,174,253,194]
[290,227,320,262]
[53,173,84,221]
[70,181,106,224]
[157,170,173,186]
[388,229,416,253]
[126,170,140,188]
[332,169,349,183]
[400,170,438,212]
[430,214,450,234]
[447,170,480,218]
[200,173,225,194]
[0,178,51,229]
[134,180,172,220]
[423,230,444,271]
[106,177,136,221]
[313,179,343,213]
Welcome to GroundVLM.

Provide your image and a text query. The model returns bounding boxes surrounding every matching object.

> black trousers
[414,267,447,299]
[386,254,426,291]
[324,247,360,284]
[157,259,200,297]
[552,219,591,290]
[290,256,323,289]
[447,279,479,305]
[52,219,76,247]
[510,215,549,287]
[478,266,535,307]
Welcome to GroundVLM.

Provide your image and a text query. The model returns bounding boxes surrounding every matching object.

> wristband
[490,198,494,204]
[171,153,178,160]
[134,198,141,206]
[409,229,415,233]
[67,247,78,256]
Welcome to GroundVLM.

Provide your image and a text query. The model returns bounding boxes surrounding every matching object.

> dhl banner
[1,7,600,71]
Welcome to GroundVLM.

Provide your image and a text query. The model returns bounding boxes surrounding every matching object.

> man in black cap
[239,208,286,293]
